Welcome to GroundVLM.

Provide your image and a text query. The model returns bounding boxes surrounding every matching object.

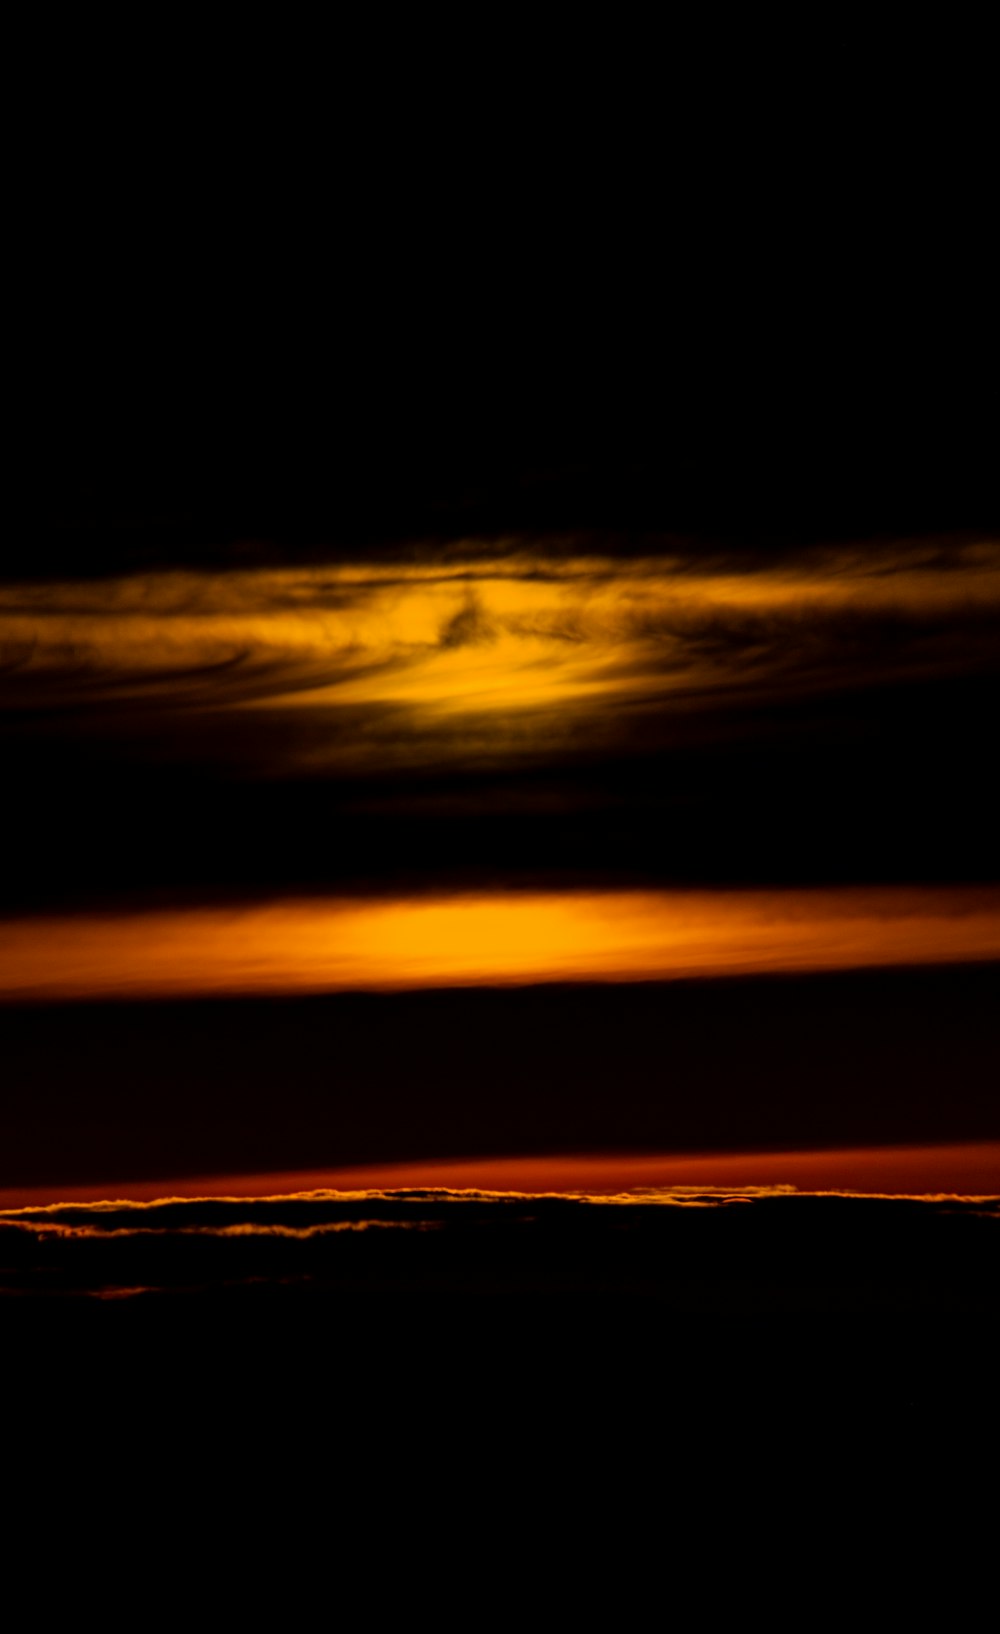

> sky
[7,54,998,1518]
[5,304,999,1202]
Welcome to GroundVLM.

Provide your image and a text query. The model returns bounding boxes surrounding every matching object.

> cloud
[1,537,997,916]
[438,590,498,650]
[2,885,999,1003]
[2,1190,997,1308]
[2,541,997,754]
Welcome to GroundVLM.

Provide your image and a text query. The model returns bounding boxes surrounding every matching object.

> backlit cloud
[2,1184,996,1308]
[2,540,997,779]
[1,885,998,1002]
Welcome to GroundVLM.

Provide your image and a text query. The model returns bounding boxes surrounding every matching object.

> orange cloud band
[1,885,998,1003]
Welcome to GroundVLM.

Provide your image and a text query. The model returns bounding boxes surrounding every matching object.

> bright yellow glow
[1,885,998,1002]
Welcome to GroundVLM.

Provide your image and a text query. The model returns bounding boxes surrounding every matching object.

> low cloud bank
[2,1189,996,1312]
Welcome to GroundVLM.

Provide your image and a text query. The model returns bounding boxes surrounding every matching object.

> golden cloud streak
[1,885,998,1003]
[2,542,998,759]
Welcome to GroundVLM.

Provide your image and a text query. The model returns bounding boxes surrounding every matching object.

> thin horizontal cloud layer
[2,885,999,1002]
[5,1142,999,1209]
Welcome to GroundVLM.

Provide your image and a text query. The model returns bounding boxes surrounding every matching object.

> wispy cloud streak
[2,541,997,776]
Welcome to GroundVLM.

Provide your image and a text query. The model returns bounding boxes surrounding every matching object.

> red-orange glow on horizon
[2,1143,998,1209]
[0,885,998,1003]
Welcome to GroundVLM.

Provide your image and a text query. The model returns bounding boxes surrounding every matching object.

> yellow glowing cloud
[2,541,998,762]
[1,885,998,1003]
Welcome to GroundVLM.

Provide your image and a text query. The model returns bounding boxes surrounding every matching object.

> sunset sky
[5,308,999,1204]
[8,54,999,1525]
